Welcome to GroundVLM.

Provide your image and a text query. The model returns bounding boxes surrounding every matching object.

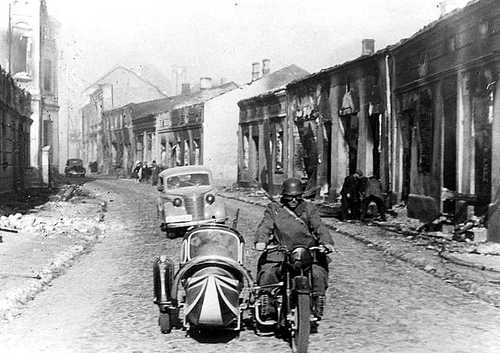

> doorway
[442,78,458,213]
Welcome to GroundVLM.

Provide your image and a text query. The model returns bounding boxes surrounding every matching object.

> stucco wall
[203,88,244,186]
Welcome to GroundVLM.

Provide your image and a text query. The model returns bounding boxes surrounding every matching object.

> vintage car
[156,166,226,237]
[64,158,86,177]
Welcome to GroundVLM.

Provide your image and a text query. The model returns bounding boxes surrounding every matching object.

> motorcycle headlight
[290,247,313,269]
[173,198,183,207]
[205,194,215,204]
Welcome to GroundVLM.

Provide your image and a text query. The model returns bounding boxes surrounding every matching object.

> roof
[237,65,309,105]
[286,0,484,88]
[238,87,286,106]
[159,165,213,178]
[245,64,309,92]
[131,97,179,119]
[116,81,239,120]
[171,81,239,110]
[287,50,389,88]
[391,0,483,52]
[83,65,166,97]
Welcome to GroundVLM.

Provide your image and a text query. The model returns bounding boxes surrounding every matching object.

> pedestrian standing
[151,160,159,186]
[133,161,142,183]
[138,162,144,183]
[340,169,363,220]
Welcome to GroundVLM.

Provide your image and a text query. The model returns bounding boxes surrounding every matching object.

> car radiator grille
[183,195,205,220]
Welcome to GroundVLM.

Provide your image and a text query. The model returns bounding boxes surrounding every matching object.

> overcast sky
[50,0,469,94]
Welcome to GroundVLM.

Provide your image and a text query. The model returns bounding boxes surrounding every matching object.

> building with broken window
[0,0,59,187]
[391,0,500,241]
[101,97,175,176]
[237,64,309,192]
[156,79,240,185]
[81,66,167,173]
[0,66,32,194]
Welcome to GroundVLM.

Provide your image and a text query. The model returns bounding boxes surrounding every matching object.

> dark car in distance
[65,158,86,177]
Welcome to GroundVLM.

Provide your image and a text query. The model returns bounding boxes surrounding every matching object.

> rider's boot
[315,295,326,319]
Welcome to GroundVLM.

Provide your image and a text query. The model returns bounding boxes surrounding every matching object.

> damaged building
[391,0,500,241]
[236,0,500,243]
[240,44,390,198]
[237,64,309,192]
[0,67,32,194]
[81,66,167,173]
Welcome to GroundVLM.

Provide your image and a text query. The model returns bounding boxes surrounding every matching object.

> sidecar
[153,224,253,333]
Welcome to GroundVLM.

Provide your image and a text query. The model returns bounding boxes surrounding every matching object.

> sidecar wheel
[291,293,310,353]
[159,312,171,334]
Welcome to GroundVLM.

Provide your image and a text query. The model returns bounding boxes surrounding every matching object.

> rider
[254,178,334,320]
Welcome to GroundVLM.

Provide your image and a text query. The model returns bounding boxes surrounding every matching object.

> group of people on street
[340,170,387,222]
[132,160,160,185]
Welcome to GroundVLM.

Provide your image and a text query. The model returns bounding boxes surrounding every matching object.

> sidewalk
[219,189,500,308]
[0,184,107,321]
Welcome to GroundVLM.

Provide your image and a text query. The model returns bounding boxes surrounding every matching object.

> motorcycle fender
[293,275,310,294]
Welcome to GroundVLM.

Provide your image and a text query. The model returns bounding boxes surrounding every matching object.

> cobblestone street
[0,179,500,353]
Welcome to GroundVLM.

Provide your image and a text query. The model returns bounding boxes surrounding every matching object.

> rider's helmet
[281,178,304,197]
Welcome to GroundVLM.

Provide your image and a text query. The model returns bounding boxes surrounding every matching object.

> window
[11,33,29,75]
[43,120,52,147]
[193,139,201,165]
[275,130,284,173]
[136,136,144,161]
[43,59,52,92]
[160,138,167,165]
[183,140,190,165]
[243,133,249,169]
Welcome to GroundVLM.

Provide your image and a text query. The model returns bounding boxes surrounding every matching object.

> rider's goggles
[282,195,302,202]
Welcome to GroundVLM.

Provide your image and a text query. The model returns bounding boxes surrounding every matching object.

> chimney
[262,59,271,76]
[361,39,375,56]
[251,62,261,82]
[181,83,190,95]
[439,0,459,16]
[200,77,212,90]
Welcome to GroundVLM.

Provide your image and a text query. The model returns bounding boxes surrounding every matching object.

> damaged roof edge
[286,0,485,88]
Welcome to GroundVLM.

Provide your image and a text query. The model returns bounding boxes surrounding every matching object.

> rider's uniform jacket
[254,200,334,250]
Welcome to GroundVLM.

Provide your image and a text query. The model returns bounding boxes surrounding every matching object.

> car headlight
[173,198,183,207]
[205,194,215,204]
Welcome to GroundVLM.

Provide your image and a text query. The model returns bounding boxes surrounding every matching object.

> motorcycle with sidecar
[153,223,330,353]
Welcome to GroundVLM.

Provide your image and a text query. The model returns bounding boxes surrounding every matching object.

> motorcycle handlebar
[264,244,333,255]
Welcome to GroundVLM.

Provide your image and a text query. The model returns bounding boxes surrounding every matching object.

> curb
[220,194,500,308]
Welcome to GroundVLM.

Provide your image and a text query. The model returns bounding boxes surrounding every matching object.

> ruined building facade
[0,66,32,194]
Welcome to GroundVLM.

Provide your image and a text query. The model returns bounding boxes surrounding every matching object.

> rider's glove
[320,244,335,254]
[255,242,267,251]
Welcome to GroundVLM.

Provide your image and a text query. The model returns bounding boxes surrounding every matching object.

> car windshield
[67,159,83,167]
[188,229,240,261]
[165,173,210,189]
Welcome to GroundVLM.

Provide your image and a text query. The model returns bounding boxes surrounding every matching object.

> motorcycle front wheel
[291,293,310,353]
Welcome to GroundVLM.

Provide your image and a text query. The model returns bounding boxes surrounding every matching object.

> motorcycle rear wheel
[291,293,310,353]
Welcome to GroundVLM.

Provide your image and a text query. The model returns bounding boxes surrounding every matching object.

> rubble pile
[52,184,94,202]
[0,185,105,240]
